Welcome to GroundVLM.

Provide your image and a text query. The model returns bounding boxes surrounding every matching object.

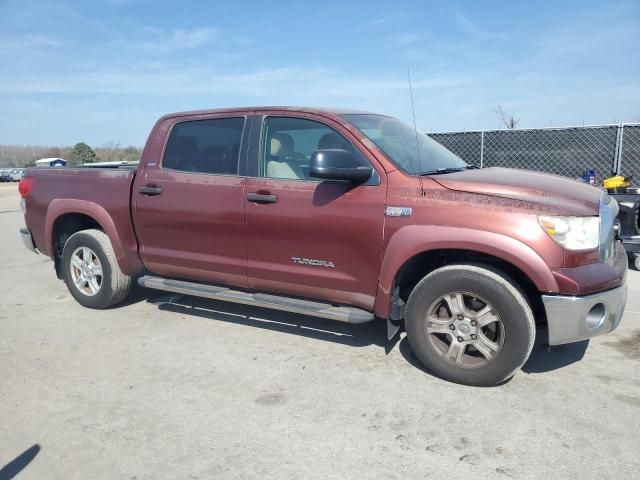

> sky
[0,0,639,147]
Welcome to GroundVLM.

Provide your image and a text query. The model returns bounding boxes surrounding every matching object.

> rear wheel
[61,229,131,309]
[405,264,535,386]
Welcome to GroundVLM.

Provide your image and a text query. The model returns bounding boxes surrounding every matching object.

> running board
[138,275,375,324]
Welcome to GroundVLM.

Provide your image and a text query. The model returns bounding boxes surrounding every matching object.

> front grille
[599,192,619,265]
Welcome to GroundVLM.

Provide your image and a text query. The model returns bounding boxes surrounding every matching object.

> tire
[405,264,535,386]
[61,229,131,309]
[634,255,640,271]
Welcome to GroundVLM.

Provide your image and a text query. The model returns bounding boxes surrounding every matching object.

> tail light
[19,177,34,198]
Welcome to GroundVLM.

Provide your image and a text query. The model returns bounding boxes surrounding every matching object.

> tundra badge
[291,257,336,268]
[385,206,412,217]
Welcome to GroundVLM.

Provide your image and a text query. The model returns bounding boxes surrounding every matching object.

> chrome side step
[138,275,375,324]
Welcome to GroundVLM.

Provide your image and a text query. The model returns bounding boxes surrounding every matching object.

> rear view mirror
[309,149,372,183]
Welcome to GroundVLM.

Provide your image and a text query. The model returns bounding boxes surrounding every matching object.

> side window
[261,116,363,180]
[163,117,244,175]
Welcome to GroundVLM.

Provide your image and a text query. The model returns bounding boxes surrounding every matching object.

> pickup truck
[18,107,628,386]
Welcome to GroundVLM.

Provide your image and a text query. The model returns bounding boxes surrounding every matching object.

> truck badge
[385,206,412,217]
[291,257,335,268]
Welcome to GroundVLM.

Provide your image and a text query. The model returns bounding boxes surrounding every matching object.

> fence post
[480,131,484,168]
[613,122,624,175]
[617,123,625,175]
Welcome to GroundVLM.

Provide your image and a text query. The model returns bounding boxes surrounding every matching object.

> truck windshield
[342,114,468,175]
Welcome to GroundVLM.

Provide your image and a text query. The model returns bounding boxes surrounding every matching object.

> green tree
[69,142,97,165]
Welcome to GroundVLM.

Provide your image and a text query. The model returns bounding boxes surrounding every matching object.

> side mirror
[309,149,373,183]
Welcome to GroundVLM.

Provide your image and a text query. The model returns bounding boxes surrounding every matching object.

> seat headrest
[318,132,350,151]
[270,132,294,158]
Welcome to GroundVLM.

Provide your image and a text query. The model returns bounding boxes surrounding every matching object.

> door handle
[139,185,163,196]
[247,192,278,204]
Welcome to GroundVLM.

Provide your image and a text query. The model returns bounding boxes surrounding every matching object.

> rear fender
[374,225,559,318]
[44,199,132,274]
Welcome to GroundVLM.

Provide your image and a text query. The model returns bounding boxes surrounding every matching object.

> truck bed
[24,166,141,272]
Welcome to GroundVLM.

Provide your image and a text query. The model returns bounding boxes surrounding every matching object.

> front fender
[373,225,559,318]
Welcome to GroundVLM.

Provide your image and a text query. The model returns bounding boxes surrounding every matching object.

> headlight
[538,215,600,250]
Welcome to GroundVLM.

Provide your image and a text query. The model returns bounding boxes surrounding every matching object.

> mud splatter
[604,330,640,360]
[595,374,616,384]
[254,393,286,406]
[453,436,473,450]
[615,394,640,408]
[496,467,516,478]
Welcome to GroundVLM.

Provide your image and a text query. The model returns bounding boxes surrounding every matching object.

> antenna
[407,67,422,167]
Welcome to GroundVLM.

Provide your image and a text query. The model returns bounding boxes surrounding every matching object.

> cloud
[362,12,409,29]
[368,18,388,28]
[392,33,422,47]
[0,34,64,50]
[0,0,638,145]
[455,13,507,40]
[0,64,472,99]
[138,27,218,54]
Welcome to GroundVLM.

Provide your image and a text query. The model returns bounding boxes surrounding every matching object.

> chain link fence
[619,125,640,186]
[429,123,640,186]
[429,131,484,167]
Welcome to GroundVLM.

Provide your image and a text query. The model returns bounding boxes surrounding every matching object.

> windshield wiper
[419,166,477,175]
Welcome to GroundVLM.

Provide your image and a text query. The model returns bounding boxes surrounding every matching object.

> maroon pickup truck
[18,107,628,386]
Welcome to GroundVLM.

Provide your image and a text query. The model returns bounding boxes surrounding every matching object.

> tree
[121,146,141,162]
[494,104,520,129]
[69,142,97,165]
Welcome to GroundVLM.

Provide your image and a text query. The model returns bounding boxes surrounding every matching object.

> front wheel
[61,229,131,309]
[405,264,535,386]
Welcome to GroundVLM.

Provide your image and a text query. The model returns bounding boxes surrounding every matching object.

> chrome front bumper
[542,283,627,345]
[20,227,38,254]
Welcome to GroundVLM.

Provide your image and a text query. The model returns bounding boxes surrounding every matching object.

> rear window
[163,117,245,175]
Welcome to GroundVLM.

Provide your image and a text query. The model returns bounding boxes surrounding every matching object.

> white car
[10,170,24,182]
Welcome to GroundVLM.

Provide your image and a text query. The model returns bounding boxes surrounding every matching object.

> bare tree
[494,104,520,129]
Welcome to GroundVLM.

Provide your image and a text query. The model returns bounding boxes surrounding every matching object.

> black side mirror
[309,149,373,183]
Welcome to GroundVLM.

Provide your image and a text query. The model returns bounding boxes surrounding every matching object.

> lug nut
[449,324,455,330]
[457,336,464,342]
[471,334,477,340]
[457,315,463,320]
[470,320,477,326]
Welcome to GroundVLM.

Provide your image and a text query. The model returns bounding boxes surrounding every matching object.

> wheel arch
[45,200,130,277]
[374,225,558,319]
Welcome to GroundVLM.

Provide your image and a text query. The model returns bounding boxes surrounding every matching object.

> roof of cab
[158,106,381,121]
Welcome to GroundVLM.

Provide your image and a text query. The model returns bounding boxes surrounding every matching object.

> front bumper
[542,283,627,345]
[20,227,38,254]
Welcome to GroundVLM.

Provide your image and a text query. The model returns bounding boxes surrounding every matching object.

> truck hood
[431,167,601,216]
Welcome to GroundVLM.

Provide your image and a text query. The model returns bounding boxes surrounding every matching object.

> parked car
[0,170,12,182]
[18,107,628,386]
[10,170,24,182]
[35,158,67,167]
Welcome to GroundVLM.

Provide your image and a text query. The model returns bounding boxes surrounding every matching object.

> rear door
[132,114,249,288]
[244,114,387,310]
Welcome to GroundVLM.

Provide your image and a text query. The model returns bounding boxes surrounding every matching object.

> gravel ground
[1,182,639,479]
